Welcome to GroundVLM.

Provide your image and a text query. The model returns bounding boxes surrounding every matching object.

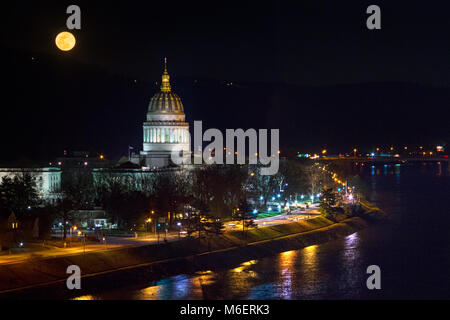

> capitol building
[0,60,193,206]
[131,59,191,168]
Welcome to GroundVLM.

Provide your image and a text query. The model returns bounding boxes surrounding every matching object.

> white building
[0,167,61,202]
[131,59,191,168]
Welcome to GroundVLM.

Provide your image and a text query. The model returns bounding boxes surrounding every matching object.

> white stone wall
[0,168,61,201]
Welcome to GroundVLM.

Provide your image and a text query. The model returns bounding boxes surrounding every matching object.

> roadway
[224,203,320,230]
[0,205,320,266]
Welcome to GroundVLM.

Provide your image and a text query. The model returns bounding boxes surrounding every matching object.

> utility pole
[157,224,160,244]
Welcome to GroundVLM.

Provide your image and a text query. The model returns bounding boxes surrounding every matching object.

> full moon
[55,31,76,51]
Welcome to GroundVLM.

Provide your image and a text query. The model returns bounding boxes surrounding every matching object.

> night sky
[1,1,449,163]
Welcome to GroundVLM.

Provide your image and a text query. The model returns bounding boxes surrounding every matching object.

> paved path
[0,232,182,266]
[0,205,321,266]
[224,203,320,230]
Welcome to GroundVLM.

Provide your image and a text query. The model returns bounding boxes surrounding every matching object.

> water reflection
[70,162,450,299]
[225,259,260,299]
[298,244,320,297]
[72,295,94,300]
[302,245,318,266]
[277,250,299,299]
[190,271,217,299]
[340,232,361,290]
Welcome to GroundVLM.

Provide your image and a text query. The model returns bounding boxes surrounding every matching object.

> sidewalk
[0,232,182,266]
[0,206,321,266]
[224,203,321,229]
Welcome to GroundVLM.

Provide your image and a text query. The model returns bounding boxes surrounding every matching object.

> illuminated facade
[131,59,191,168]
[0,167,61,202]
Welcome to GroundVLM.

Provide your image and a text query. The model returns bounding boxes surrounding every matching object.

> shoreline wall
[0,215,373,298]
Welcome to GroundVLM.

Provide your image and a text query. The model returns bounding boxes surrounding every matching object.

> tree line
[0,159,335,239]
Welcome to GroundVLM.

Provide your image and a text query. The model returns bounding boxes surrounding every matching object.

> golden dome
[148,58,184,114]
[148,92,184,113]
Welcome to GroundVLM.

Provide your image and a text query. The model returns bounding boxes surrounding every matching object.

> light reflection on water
[277,250,298,299]
[72,295,94,300]
[70,162,449,300]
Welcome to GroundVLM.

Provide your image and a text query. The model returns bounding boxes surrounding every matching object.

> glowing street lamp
[177,222,182,239]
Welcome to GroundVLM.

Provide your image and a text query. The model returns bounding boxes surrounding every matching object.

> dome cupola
[147,58,184,114]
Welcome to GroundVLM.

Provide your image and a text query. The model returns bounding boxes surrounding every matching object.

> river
[73,161,450,300]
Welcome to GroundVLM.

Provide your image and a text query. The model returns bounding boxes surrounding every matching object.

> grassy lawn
[256,211,284,219]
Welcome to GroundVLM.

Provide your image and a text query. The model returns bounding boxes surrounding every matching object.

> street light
[177,222,182,240]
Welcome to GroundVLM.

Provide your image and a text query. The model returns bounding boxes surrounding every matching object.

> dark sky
[3,1,450,85]
[1,1,449,163]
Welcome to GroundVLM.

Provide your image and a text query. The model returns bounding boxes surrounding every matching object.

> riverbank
[0,205,385,298]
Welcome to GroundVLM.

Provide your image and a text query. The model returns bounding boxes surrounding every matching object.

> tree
[319,187,337,219]
[191,165,248,219]
[233,199,257,244]
[94,173,136,230]
[0,173,39,219]
[56,168,95,239]
[278,160,310,205]
[151,170,191,226]
[247,164,284,208]
[305,163,327,201]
